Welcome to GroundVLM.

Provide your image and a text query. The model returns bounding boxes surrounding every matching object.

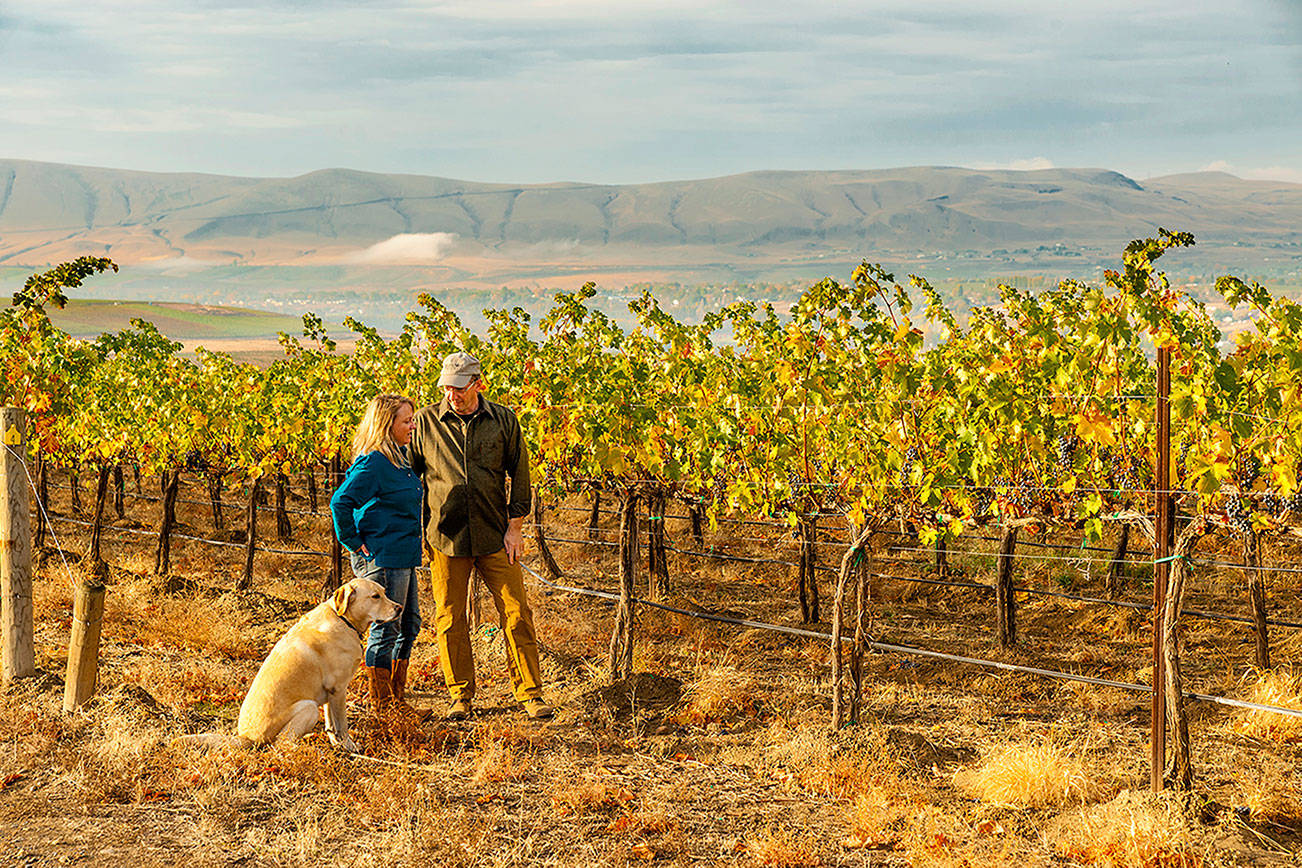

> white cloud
[342,233,459,264]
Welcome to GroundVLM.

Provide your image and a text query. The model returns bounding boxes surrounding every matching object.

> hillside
[2,159,1300,271]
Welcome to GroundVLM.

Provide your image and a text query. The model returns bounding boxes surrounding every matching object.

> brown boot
[368,665,393,711]
[391,659,432,721]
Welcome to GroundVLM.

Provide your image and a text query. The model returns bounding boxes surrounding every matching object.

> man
[410,351,552,721]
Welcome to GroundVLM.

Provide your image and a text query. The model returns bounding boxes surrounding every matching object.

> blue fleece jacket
[330,450,423,568]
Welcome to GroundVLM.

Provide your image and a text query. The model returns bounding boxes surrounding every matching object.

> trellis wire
[538,521,1302,630]
[517,562,1302,719]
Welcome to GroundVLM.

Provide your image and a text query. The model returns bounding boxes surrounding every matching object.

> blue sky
[1,0,1299,184]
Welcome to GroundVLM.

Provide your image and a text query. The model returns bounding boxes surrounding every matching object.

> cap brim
[438,373,476,388]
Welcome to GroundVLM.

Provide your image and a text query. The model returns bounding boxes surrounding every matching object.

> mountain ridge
[1,159,1299,270]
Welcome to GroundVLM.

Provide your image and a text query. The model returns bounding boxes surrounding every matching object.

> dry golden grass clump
[756,722,905,802]
[743,827,820,867]
[124,657,249,713]
[471,738,531,783]
[1232,666,1302,742]
[1228,752,1302,826]
[844,783,909,852]
[549,777,634,816]
[681,664,756,724]
[1050,790,1205,868]
[99,579,260,659]
[349,766,439,831]
[953,740,1099,809]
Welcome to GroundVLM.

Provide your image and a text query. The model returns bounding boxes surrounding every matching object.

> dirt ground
[3,476,1301,867]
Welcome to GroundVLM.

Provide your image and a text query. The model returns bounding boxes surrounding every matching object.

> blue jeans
[349,552,421,669]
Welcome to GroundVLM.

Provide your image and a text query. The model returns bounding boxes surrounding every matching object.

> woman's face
[390,402,415,447]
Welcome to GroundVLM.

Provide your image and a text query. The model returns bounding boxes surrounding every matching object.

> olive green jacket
[410,395,532,558]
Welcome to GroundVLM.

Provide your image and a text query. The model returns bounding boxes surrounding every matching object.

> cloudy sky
[1,0,1299,185]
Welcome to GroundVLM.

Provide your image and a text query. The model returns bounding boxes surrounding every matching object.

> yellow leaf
[1074,407,1115,447]
[1271,459,1297,496]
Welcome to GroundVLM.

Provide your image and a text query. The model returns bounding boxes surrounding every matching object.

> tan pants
[429,548,544,702]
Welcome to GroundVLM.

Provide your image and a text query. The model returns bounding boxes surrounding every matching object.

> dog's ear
[332,583,356,617]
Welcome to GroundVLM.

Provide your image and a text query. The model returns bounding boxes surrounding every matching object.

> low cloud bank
[343,233,459,264]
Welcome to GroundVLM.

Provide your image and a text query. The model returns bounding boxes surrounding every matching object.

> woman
[330,393,428,719]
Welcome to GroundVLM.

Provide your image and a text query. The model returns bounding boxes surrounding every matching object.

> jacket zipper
[459,416,470,483]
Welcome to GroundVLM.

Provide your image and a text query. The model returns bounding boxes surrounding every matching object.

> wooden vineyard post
[1,408,36,683]
[533,486,563,580]
[995,526,1018,648]
[33,448,46,551]
[1159,524,1203,791]
[849,540,872,724]
[647,490,669,601]
[154,469,180,576]
[1151,343,1172,791]
[324,453,344,598]
[1106,524,1130,599]
[1244,531,1270,670]
[70,465,82,514]
[688,503,704,549]
[63,580,106,711]
[607,490,638,682]
[238,477,259,591]
[112,464,125,519]
[274,474,292,541]
[86,463,111,577]
[307,465,319,514]
[832,522,874,728]
[797,516,820,624]
[587,488,602,541]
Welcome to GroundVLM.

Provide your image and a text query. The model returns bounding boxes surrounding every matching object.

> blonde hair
[352,394,415,466]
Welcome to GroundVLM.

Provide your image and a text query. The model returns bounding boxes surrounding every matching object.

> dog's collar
[334,609,365,643]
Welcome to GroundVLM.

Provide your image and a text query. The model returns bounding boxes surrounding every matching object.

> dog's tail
[174,732,254,750]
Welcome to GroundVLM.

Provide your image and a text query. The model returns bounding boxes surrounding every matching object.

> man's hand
[504,517,525,564]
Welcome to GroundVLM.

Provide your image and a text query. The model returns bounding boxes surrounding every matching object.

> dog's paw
[329,733,360,754]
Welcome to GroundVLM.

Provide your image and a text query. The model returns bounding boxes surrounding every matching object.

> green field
[47,299,306,340]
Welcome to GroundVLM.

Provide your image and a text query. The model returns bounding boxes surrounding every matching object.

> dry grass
[12,481,1302,866]
[471,738,532,783]
[954,739,1101,809]
[123,657,249,714]
[1232,666,1302,742]
[1050,790,1207,867]
[743,827,820,867]
[753,722,906,802]
[681,664,756,724]
[549,777,633,816]
[1228,753,1302,826]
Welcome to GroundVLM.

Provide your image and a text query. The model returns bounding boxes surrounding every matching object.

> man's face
[443,378,483,415]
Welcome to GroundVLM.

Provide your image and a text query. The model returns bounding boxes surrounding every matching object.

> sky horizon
[2,1,1300,186]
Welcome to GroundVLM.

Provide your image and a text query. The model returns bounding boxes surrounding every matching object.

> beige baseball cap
[438,351,482,388]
